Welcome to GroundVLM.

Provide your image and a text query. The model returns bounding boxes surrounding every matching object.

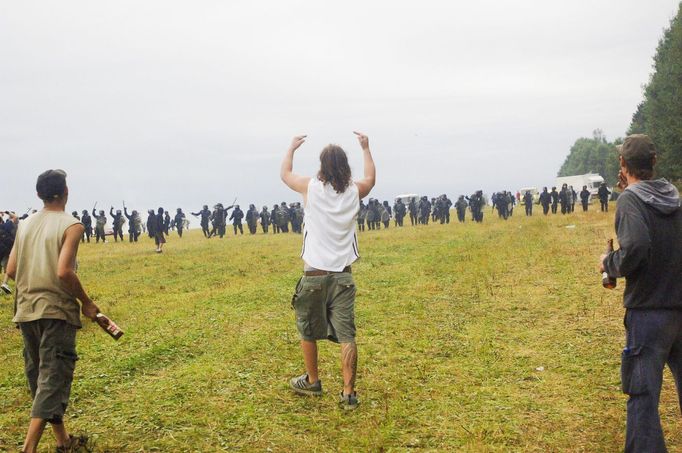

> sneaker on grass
[289,373,322,396]
[338,391,359,411]
[1,283,11,295]
[56,434,91,452]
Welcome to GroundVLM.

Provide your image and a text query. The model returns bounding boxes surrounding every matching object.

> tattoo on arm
[341,342,358,391]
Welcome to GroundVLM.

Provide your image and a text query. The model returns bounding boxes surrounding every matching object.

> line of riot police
[63,182,609,246]
[72,204,189,244]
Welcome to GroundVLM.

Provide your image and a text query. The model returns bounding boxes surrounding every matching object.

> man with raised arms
[280,132,375,410]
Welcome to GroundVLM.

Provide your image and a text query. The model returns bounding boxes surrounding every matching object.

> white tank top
[301,178,360,272]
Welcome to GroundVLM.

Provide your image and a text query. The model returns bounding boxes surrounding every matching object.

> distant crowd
[491,182,613,219]
[0,182,615,262]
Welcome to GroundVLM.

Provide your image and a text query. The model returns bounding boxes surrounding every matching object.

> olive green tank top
[12,210,82,328]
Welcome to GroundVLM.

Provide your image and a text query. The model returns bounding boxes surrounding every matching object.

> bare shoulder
[64,222,85,237]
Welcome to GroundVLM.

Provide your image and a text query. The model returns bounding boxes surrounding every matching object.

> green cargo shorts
[291,272,356,344]
[19,319,78,423]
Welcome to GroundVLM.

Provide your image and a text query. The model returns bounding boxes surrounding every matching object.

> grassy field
[1,208,681,452]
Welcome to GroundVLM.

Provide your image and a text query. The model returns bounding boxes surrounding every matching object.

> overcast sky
[1,0,679,213]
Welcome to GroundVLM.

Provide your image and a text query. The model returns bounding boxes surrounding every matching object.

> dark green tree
[558,130,620,185]
[628,3,682,181]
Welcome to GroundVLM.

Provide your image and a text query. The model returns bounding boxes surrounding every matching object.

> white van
[394,193,420,205]
[517,187,539,203]
[555,173,608,202]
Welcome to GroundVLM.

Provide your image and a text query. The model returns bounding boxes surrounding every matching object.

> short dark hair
[36,169,67,201]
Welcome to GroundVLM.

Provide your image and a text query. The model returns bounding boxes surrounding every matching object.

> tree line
[559,2,682,186]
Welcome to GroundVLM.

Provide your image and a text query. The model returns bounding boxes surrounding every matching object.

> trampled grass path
[1,210,681,451]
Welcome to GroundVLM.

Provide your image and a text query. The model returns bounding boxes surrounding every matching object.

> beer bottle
[95,313,124,340]
[602,239,617,289]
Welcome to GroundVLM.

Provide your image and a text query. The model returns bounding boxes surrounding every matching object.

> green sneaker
[338,391,359,410]
[289,373,322,396]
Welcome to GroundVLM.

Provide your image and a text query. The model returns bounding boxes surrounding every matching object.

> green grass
[1,209,681,452]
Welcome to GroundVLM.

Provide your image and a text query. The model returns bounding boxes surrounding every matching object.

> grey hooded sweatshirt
[603,178,682,309]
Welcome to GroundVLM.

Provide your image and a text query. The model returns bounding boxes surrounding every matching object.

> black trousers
[622,309,682,453]
[113,227,123,241]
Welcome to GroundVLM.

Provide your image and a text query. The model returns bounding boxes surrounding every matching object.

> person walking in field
[559,184,570,215]
[230,205,244,235]
[600,135,682,453]
[357,200,367,231]
[598,182,611,212]
[0,212,19,295]
[6,170,101,453]
[174,208,186,238]
[550,187,559,214]
[192,205,212,238]
[109,207,125,242]
[154,207,166,253]
[455,195,468,222]
[408,198,418,225]
[539,187,551,215]
[580,185,590,212]
[91,208,107,243]
[280,131,375,410]
[259,206,271,233]
[523,190,533,216]
[271,205,280,234]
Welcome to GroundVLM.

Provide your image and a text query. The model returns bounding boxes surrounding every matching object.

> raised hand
[289,135,307,153]
[617,170,628,190]
[353,131,369,151]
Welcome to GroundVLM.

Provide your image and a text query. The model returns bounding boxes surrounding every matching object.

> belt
[304,266,352,276]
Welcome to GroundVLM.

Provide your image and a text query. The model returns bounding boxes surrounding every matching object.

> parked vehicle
[555,173,609,202]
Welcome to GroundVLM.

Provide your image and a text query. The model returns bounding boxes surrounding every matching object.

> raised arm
[280,135,311,194]
[353,131,376,199]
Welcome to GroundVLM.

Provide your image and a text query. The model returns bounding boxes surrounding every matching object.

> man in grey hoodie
[601,134,682,453]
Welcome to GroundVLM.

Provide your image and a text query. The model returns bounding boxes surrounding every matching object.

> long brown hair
[317,144,352,193]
